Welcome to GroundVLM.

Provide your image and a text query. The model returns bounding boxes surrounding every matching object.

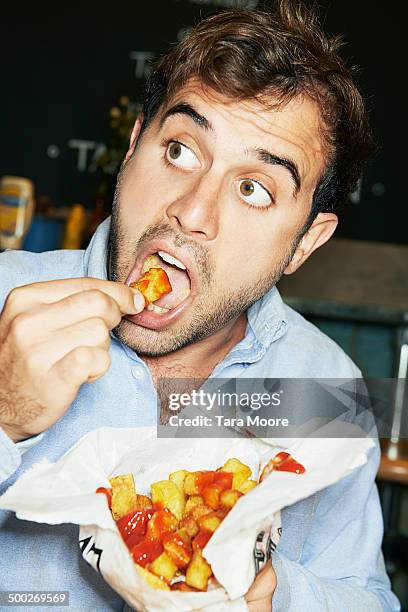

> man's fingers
[0,279,138,442]
[247,596,273,612]
[51,346,111,390]
[245,560,276,609]
[27,318,110,375]
[1,277,145,326]
[8,290,123,337]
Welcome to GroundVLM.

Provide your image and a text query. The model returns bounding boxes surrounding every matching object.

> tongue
[154,261,191,309]
[142,254,191,309]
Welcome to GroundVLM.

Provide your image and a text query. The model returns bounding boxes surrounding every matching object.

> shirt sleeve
[0,426,22,483]
[16,433,45,455]
[0,426,45,483]
[272,442,401,611]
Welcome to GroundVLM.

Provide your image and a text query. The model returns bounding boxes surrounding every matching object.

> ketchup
[195,472,216,492]
[162,531,192,569]
[116,509,154,549]
[260,452,306,481]
[213,471,233,490]
[192,530,212,551]
[147,508,178,540]
[273,452,305,474]
[130,538,163,567]
[115,506,179,569]
[194,470,233,494]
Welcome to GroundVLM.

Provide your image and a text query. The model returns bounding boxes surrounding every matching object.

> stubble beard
[108,175,300,357]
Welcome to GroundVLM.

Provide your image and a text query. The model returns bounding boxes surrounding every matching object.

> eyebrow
[251,148,301,196]
[160,101,301,196]
[159,102,213,131]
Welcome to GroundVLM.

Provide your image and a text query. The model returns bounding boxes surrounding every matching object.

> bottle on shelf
[0,176,35,250]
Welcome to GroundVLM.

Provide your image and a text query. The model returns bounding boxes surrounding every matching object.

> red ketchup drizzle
[130,538,163,567]
[213,471,233,490]
[273,452,305,474]
[116,509,154,549]
[192,530,212,551]
[260,452,306,480]
[195,471,216,493]
[115,505,178,569]
[195,470,233,494]
[162,531,192,569]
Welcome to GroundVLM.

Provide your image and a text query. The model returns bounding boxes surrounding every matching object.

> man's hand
[0,277,145,443]
[245,560,277,612]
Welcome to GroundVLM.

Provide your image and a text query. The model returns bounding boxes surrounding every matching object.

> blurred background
[1,0,407,607]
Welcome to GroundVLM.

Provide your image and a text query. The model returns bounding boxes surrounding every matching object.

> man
[0,1,400,610]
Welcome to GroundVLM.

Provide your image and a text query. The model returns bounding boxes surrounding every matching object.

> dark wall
[2,0,403,244]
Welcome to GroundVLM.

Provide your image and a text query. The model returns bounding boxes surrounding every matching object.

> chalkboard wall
[2,0,403,244]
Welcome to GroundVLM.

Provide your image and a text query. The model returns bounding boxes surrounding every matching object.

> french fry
[151,480,186,520]
[185,551,213,591]
[180,514,199,537]
[192,529,212,551]
[177,527,192,544]
[184,495,204,514]
[183,472,200,496]
[169,470,189,494]
[149,552,178,582]
[171,581,199,592]
[197,511,222,533]
[202,485,222,510]
[237,479,257,494]
[162,529,192,569]
[190,504,213,521]
[136,565,170,591]
[220,489,242,509]
[130,267,171,305]
[221,458,252,490]
[109,474,137,521]
[134,494,153,510]
[146,509,178,540]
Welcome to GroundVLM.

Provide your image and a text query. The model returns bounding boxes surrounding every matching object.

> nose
[165,172,221,241]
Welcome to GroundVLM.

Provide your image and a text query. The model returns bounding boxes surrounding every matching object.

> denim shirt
[0,219,400,611]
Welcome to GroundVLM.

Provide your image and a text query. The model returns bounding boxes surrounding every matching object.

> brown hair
[140,0,376,224]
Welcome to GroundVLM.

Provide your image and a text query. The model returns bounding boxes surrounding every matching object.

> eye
[165,141,200,170]
[238,179,272,207]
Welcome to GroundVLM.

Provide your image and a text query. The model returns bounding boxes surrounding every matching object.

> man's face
[110,79,326,356]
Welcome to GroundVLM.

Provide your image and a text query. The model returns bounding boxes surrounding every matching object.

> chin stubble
[111,246,295,357]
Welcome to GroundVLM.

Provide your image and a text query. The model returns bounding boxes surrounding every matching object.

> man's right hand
[0,278,145,443]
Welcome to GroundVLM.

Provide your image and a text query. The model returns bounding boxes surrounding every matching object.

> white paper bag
[0,426,374,612]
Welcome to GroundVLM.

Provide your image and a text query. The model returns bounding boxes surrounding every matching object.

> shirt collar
[83,216,288,354]
[246,285,288,349]
[83,216,111,281]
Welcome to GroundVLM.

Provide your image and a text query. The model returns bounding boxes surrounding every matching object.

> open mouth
[125,247,196,329]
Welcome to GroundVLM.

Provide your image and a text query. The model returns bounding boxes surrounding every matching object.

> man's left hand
[245,560,277,611]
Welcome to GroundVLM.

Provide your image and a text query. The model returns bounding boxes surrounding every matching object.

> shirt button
[131,365,144,379]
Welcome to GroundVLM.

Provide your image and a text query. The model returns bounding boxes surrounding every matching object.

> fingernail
[132,290,145,313]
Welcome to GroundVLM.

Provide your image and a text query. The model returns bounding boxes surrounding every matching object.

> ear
[124,113,145,162]
[283,212,338,275]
